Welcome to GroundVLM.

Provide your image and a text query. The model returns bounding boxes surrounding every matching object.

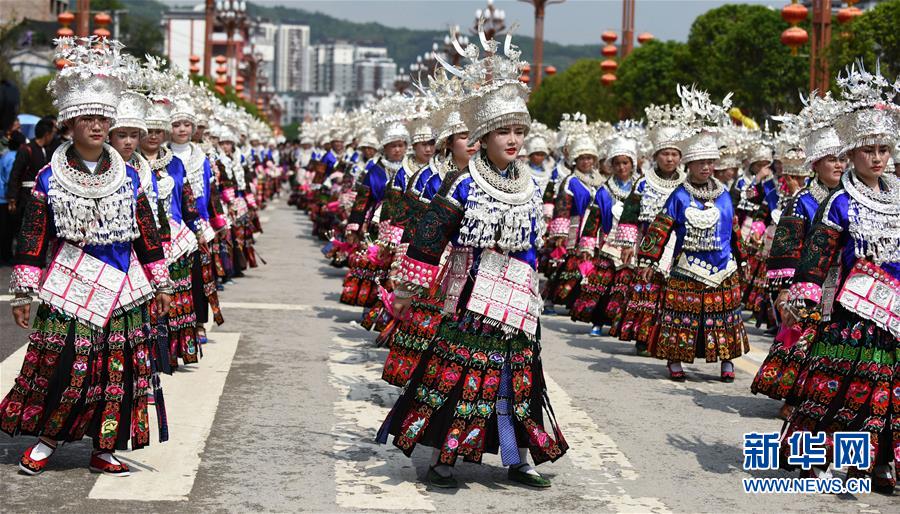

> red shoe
[89,452,131,477]
[19,443,54,475]
[667,362,686,382]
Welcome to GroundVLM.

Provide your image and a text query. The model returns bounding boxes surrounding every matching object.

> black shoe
[508,465,551,488]
[426,466,458,488]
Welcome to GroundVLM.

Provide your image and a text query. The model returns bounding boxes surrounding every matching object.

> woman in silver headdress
[778,63,899,493]
[379,27,567,489]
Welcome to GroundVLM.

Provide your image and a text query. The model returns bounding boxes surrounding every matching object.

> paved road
[0,198,894,512]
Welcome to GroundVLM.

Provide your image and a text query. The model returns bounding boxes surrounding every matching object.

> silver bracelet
[9,296,33,308]
[393,288,417,299]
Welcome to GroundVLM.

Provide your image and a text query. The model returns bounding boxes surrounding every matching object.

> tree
[686,4,808,118]
[528,59,617,126]
[20,74,56,116]
[829,0,900,83]
[613,40,692,118]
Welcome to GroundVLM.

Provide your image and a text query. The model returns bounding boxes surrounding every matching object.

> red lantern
[215,55,227,65]
[216,65,228,76]
[601,44,617,57]
[637,32,654,44]
[545,65,557,76]
[236,75,245,84]
[780,3,808,24]
[235,84,244,92]
[215,76,228,86]
[57,11,75,37]
[189,65,200,75]
[600,59,618,72]
[521,63,531,75]
[189,55,201,65]
[601,73,616,86]
[837,6,862,24]
[601,31,617,44]
[93,12,111,38]
[781,26,809,54]
[519,74,530,84]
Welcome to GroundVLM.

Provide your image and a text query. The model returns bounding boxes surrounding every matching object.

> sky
[169,0,780,46]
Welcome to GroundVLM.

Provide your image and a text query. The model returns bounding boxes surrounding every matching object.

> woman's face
[141,129,167,153]
[529,152,546,167]
[812,154,844,189]
[687,159,716,183]
[221,141,235,154]
[450,132,478,163]
[850,145,891,185]
[575,154,596,173]
[611,155,633,182]
[655,148,681,174]
[109,127,142,161]
[70,115,111,153]
[383,140,407,161]
[171,120,193,144]
[413,140,436,163]
[483,125,526,168]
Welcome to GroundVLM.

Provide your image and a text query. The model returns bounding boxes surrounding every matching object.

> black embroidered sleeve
[399,194,429,244]
[13,193,51,268]
[133,191,166,265]
[347,181,373,228]
[730,214,749,269]
[552,178,573,219]
[542,181,556,204]
[405,194,464,267]
[156,199,172,243]
[581,205,603,240]
[181,182,201,226]
[766,198,806,278]
[637,213,675,267]
[794,223,843,286]
[618,190,642,226]
[379,187,404,225]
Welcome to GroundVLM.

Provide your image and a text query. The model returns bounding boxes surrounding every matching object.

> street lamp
[443,26,470,66]
[518,0,565,89]
[474,0,506,41]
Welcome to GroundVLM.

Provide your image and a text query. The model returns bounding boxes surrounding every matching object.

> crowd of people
[1,27,898,498]
[289,26,900,493]
[0,36,282,476]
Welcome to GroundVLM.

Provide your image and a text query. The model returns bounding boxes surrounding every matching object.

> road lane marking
[1,342,28,393]
[329,336,434,511]
[89,331,241,501]
[219,301,360,314]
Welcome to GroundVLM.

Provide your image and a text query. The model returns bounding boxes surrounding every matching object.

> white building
[311,42,356,95]
[354,58,397,94]
[274,24,311,93]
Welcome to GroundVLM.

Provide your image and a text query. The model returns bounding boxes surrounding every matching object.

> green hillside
[114,0,598,72]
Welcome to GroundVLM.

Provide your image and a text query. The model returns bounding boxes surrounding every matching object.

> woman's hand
[155,292,172,314]
[391,296,413,320]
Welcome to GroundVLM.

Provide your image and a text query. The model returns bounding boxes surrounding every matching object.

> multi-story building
[274,24,311,93]
[1,0,68,25]
[311,41,356,95]
[354,57,397,95]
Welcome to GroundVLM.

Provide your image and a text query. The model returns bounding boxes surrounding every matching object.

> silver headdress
[560,113,597,160]
[50,36,128,123]
[110,91,152,134]
[645,103,685,155]
[772,113,809,177]
[835,61,899,155]
[797,91,845,168]
[435,21,531,145]
[605,135,638,168]
[374,94,412,148]
[677,84,732,164]
[426,68,468,149]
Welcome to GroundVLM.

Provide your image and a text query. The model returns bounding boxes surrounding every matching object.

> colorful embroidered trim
[614,223,639,245]
[788,281,822,304]
[397,255,439,289]
[11,265,42,293]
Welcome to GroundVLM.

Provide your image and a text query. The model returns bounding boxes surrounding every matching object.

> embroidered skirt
[618,271,667,345]
[379,312,568,466]
[340,250,388,308]
[743,252,773,327]
[569,257,615,323]
[599,267,635,337]
[779,306,898,473]
[380,294,445,387]
[750,322,815,404]
[651,272,749,363]
[546,254,584,308]
[168,253,200,367]
[0,304,155,451]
